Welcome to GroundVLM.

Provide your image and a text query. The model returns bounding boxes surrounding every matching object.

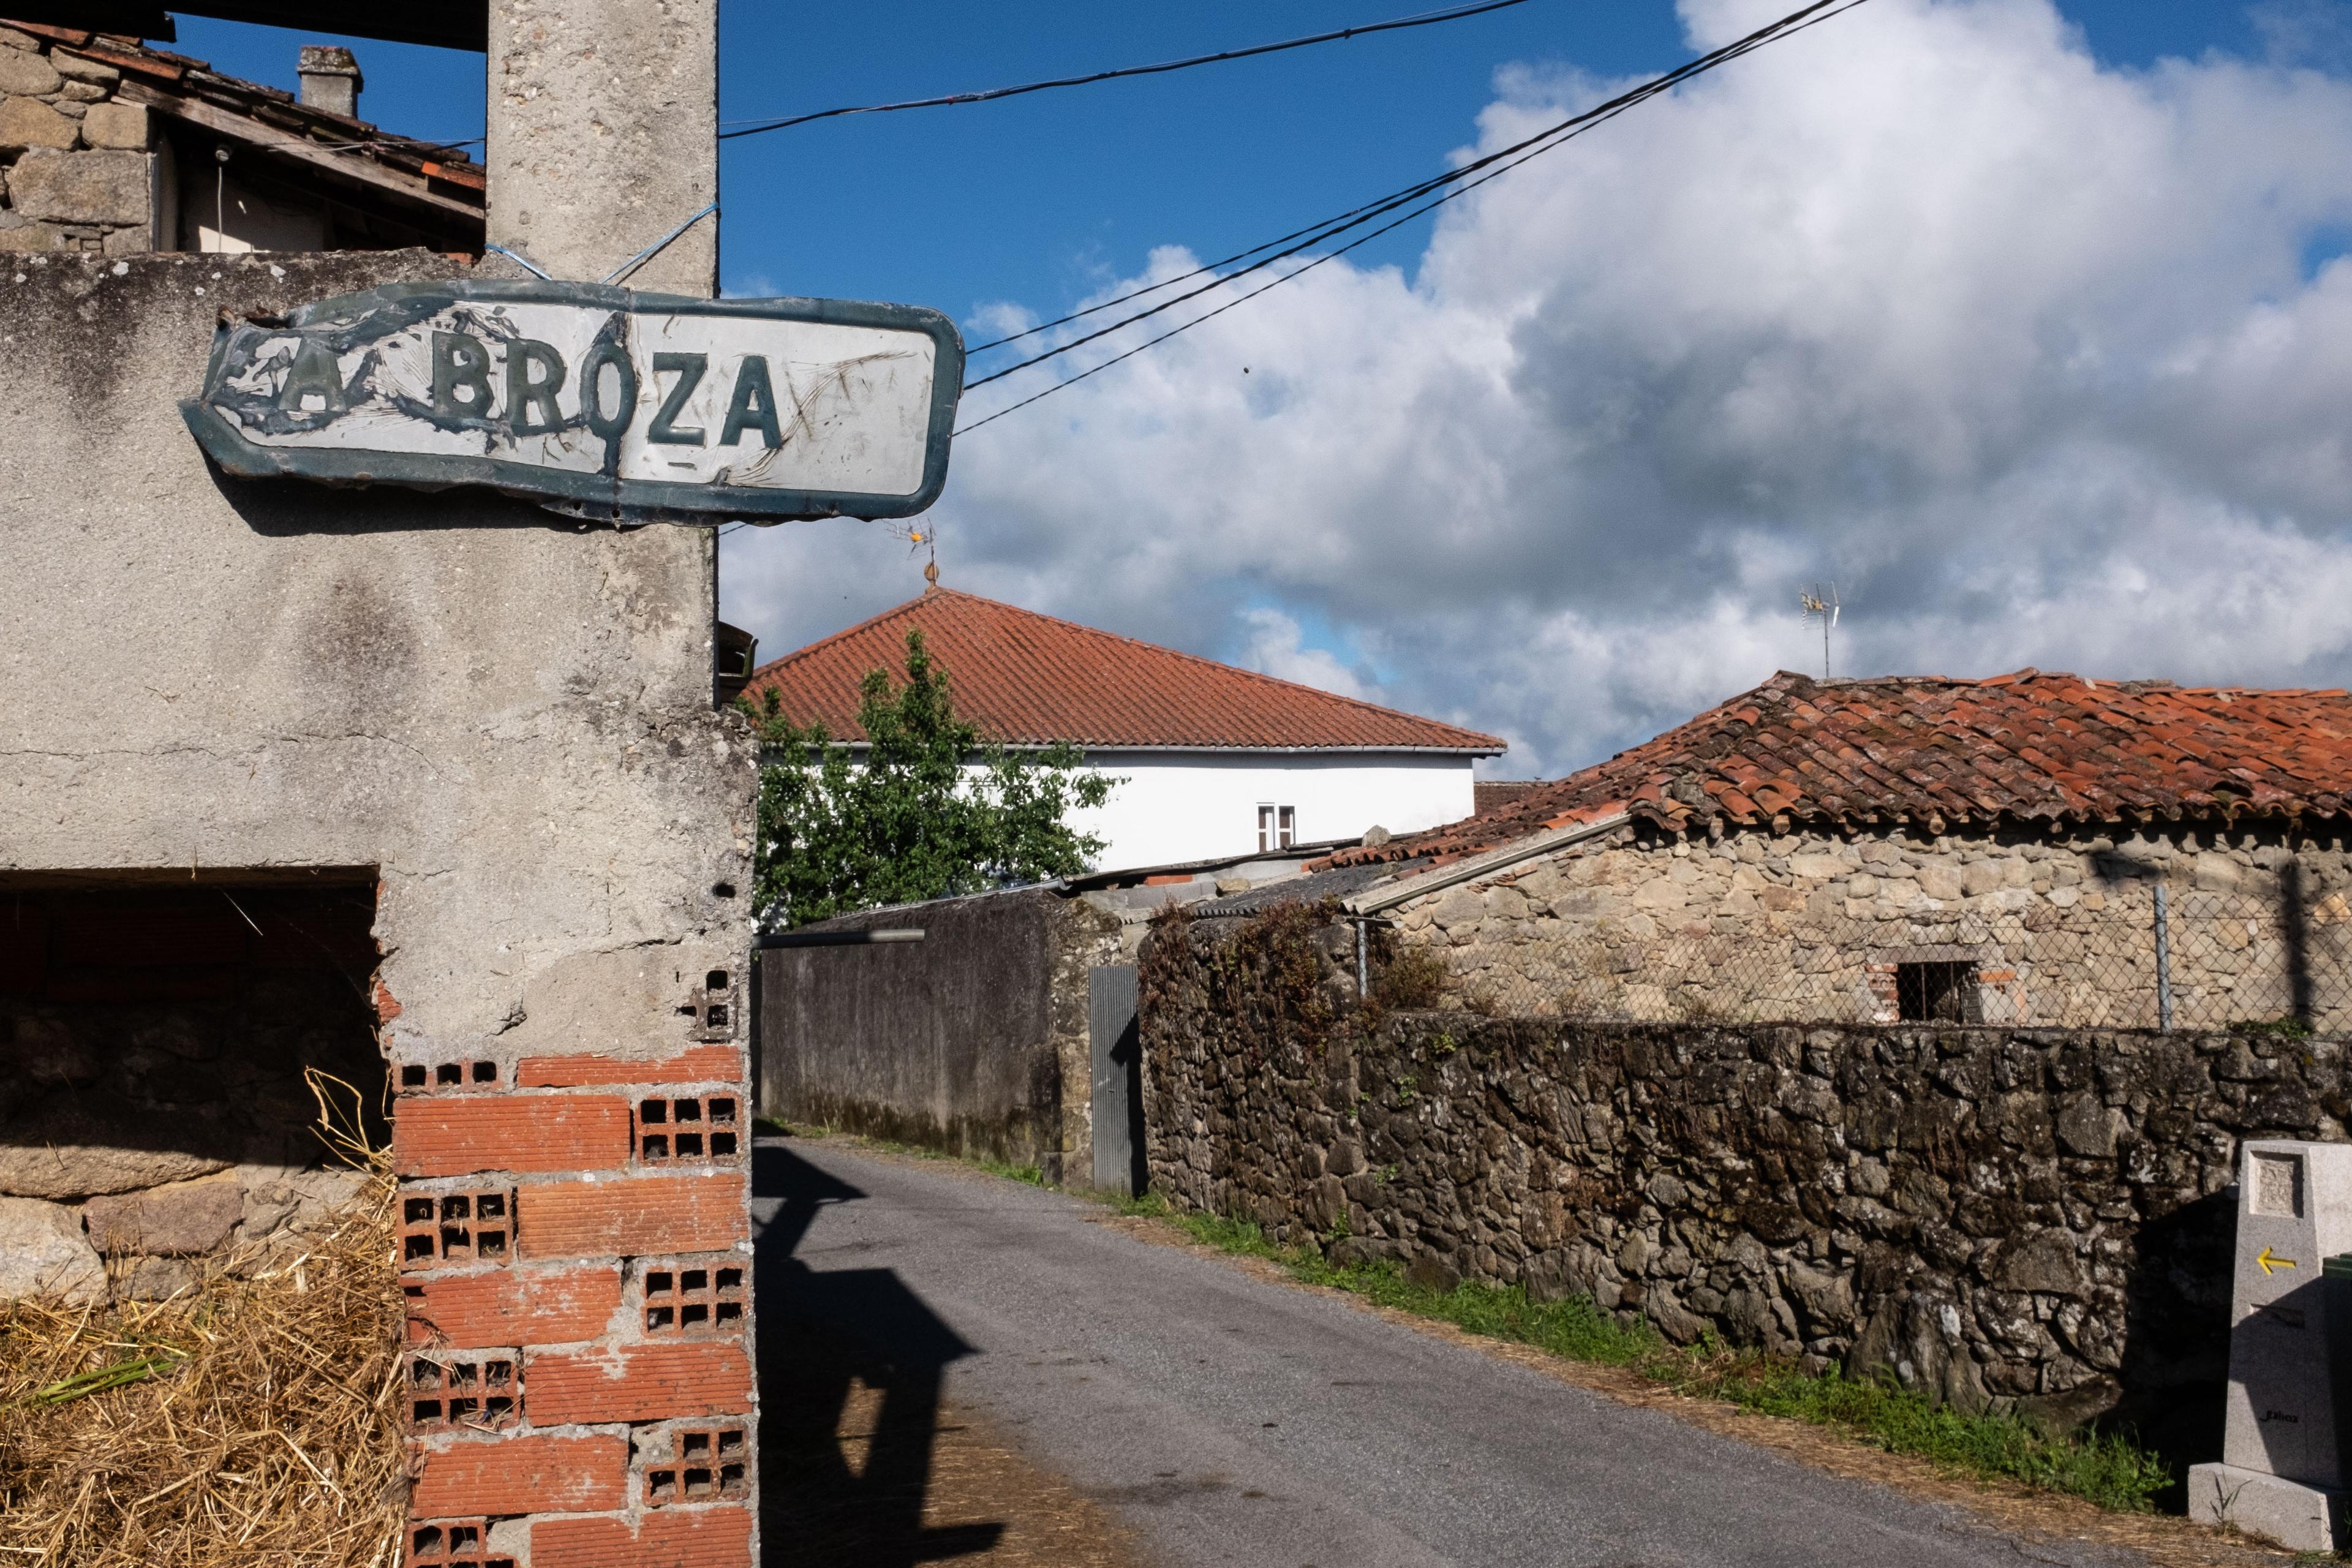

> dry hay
[0,1074,405,1567]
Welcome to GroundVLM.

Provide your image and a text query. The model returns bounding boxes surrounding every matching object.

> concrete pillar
[2188,1140,2352,1551]
[486,0,718,296]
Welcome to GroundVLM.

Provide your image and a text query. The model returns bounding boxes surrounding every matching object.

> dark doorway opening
[1895,959,1981,1024]
[0,872,386,1299]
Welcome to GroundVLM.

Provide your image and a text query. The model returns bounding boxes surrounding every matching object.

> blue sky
[175,1,2288,326]
[167,1,2352,778]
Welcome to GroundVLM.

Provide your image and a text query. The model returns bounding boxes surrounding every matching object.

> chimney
[296,45,361,118]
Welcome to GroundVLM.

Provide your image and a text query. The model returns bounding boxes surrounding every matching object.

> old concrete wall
[759,891,1056,1164]
[3,246,759,1560]
[1142,903,2352,1463]
[7,0,755,1547]
[1394,818,2352,1031]
[758,889,1123,1180]
[0,250,752,1061]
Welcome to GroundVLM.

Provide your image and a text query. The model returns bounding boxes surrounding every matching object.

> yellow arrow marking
[2258,1247,2298,1276]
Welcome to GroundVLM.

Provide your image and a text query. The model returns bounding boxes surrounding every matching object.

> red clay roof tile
[741,589,1504,753]
[1325,668,2352,869]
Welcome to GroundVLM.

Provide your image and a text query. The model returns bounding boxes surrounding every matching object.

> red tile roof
[1327,668,2352,867]
[742,589,1504,753]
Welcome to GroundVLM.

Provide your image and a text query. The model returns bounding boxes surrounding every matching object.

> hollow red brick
[410,1433,626,1519]
[404,1264,624,1348]
[394,1095,632,1178]
[526,1341,754,1425]
[531,1505,753,1568]
[515,1044,745,1088]
[516,1174,748,1261]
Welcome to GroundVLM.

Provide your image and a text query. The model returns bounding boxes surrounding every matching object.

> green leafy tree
[741,630,1117,927]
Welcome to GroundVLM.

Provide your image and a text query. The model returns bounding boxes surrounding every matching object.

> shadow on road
[755,1139,1006,1566]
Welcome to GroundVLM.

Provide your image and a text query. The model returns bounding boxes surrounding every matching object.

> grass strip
[1114,1194,2172,1515]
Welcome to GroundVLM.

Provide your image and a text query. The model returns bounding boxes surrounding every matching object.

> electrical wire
[317,2,1528,157]
[962,4,1850,358]
[965,0,1853,389]
[718,0,1539,142]
[956,0,1873,429]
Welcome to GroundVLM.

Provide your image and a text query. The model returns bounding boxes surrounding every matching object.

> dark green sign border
[180,278,965,524]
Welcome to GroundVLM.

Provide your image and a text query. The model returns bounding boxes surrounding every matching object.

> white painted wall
[1064,750,1479,872]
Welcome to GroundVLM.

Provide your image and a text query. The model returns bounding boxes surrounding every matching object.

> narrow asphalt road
[752,1136,2144,1568]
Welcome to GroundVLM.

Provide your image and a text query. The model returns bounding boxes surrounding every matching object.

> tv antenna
[1800,582,1839,679]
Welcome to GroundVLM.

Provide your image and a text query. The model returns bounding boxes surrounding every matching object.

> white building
[744,587,1503,872]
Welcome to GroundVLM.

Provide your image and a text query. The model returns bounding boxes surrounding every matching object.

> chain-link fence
[1436,879,2352,1032]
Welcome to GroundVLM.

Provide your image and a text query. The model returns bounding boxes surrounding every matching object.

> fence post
[2154,881,2173,1033]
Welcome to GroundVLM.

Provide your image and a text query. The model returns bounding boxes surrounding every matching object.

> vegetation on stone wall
[744,630,1114,927]
[1140,896,2350,1502]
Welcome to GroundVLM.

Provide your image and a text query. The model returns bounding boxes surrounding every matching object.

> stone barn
[1324,669,2352,1033]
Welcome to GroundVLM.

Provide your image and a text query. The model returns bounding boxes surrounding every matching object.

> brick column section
[394,1022,756,1567]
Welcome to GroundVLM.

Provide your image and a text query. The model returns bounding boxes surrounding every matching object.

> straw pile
[0,1076,406,1567]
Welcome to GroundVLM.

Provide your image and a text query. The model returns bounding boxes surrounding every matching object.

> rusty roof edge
[1341,811,1632,917]
[116,80,485,221]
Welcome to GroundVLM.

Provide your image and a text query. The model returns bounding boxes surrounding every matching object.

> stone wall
[1141,903,2352,1459]
[0,24,162,255]
[1397,818,2352,1032]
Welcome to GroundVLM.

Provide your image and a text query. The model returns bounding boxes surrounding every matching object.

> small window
[1257,804,1297,852]
[1896,960,1980,1023]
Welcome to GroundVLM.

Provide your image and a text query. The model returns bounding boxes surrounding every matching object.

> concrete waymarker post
[181,279,962,524]
[2189,1140,2352,1550]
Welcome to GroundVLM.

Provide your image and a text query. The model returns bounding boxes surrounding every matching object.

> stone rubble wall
[1403,820,2352,1031]
[1140,903,2351,1449]
[0,26,159,256]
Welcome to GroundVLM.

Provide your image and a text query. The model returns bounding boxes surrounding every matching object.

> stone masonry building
[1323,669,2352,1033]
[0,19,484,257]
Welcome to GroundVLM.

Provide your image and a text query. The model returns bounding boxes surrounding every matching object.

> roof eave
[118,78,485,228]
[1341,812,1634,916]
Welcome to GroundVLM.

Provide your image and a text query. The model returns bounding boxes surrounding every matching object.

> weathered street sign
[181,279,963,524]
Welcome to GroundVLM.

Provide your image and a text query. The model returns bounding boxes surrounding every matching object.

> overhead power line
[718,0,1539,142]
[955,0,1874,434]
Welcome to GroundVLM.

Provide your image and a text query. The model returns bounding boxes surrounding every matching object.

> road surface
[752,1135,2144,1568]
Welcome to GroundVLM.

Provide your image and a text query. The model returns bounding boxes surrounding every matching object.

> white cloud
[1234,606,1372,701]
[723,0,2352,779]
